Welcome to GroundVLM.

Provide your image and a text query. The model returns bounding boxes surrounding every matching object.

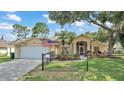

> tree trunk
[108,33,115,56]
[61,40,65,55]
[108,41,114,56]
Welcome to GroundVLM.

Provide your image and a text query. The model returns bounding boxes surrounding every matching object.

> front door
[79,46,85,55]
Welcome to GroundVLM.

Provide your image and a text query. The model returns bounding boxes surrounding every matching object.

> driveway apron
[0,59,41,81]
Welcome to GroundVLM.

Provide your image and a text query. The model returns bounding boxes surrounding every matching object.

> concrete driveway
[0,59,42,81]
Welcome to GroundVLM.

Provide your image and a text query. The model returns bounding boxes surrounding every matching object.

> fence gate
[42,51,55,71]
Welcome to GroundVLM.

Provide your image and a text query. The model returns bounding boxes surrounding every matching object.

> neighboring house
[113,42,124,53]
[0,37,14,56]
[14,35,108,59]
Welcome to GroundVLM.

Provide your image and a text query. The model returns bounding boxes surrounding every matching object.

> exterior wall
[7,47,15,56]
[72,36,108,55]
[92,41,108,53]
[15,45,21,58]
[50,45,62,55]
[49,46,56,53]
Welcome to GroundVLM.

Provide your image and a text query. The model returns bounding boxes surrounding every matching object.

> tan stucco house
[0,37,14,56]
[14,35,108,59]
[52,34,108,55]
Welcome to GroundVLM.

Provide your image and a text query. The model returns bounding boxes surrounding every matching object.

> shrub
[55,53,80,61]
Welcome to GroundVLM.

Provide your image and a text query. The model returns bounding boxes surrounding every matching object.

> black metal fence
[42,51,55,71]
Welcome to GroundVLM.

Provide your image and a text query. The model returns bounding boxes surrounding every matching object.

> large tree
[55,30,69,47]
[49,11,124,55]
[84,31,97,39]
[32,22,49,38]
[96,28,109,43]
[12,24,30,40]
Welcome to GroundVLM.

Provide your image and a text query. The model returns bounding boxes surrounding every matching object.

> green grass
[0,56,11,63]
[0,59,11,63]
[20,56,124,81]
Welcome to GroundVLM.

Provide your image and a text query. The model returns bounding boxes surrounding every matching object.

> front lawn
[20,56,124,81]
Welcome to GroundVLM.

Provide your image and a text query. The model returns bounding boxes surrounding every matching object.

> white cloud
[79,28,83,31]
[55,28,65,32]
[42,14,55,24]
[55,28,61,32]
[27,27,32,30]
[5,14,22,22]
[6,11,16,13]
[0,22,13,30]
[5,34,16,41]
[72,21,85,27]
[105,21,113,28]
[47,19,56,24]
[42,14,49,18]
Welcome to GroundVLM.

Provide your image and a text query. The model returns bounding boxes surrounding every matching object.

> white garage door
[20,46,49,58]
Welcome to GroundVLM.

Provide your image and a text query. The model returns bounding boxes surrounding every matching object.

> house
[0,36,14,56]
[14,35,108,59]
[113,42,124,53]
[51,34,108,55]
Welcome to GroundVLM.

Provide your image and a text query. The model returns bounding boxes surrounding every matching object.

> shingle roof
[14,37,58,45]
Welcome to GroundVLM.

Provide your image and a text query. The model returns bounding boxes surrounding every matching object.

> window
[64,47,70,55]
[94,46,99,52]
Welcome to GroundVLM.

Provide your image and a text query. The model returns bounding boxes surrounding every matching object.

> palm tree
[55,30,69,54]
[68,32,77,44]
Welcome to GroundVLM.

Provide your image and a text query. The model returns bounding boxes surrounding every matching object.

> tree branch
[88,18,112,31]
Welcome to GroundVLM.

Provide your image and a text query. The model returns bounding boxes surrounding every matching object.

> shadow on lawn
[88,57,124,80]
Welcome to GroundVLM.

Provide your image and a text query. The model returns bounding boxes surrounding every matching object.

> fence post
[52,51,55,60]
[46,58,49,65]
[51,51,53,61]
[42,54,44,71]
[50,52,52,62]
[86,55,88,71]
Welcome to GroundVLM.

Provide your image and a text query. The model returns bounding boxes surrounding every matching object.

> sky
[0,11,100,41]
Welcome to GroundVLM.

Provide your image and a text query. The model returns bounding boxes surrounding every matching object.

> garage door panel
[20,46,49,58]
